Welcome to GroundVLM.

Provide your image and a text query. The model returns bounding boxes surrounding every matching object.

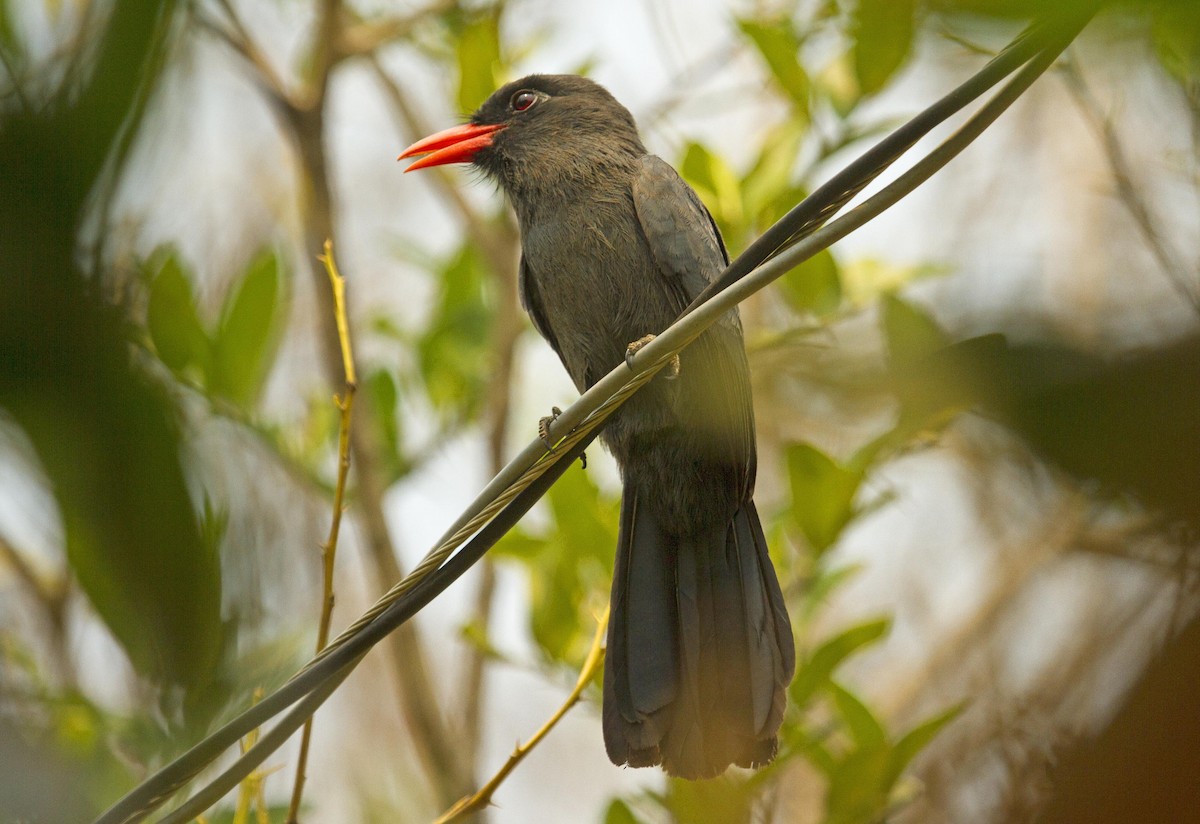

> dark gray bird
[400,74,794,779]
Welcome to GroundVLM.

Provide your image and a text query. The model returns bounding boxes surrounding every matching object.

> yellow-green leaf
[146,251,207,374]
[210,250,283,407]
[852,0,916,96]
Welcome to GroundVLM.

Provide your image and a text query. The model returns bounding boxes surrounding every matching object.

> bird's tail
[602,486,795,779]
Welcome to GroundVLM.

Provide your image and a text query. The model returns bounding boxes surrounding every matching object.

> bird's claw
[538,406,563,450]
[625,333,680,379]
[538,406,587,468]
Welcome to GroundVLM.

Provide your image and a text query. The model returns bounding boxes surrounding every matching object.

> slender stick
[434,606,611,824]
[285,241,358,822]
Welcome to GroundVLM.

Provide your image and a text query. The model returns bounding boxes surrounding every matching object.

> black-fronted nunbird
[400,74,795,779]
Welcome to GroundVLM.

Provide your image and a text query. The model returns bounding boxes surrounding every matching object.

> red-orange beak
[398,122,506,172]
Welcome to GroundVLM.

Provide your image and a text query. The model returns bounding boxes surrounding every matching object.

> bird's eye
[511,91,538,112]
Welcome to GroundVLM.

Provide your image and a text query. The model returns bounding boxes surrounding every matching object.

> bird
[399,74,794,780]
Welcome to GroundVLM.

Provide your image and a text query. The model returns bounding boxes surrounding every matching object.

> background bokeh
[1,1,1197,822]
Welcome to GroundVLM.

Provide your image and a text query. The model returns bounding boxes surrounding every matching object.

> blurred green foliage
[416,243,494,422]
[0,0,225,696]
[495,465,618,666]
[146,248,286,409]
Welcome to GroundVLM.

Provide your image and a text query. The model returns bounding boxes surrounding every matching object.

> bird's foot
[538,406,563,450]
[625,334,680,380]
[538,406,587,468]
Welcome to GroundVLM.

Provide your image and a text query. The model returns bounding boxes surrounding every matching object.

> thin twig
[434,606,610,824]
[0,41,33,113]
[1059,52,1200,315]
[0,532,73,685]
[234,689,282,824]
[286,241,357,823]
[336,0,458,58]
[195,0,292,107]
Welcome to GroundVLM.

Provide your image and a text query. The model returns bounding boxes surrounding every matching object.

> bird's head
[399,74,646,199]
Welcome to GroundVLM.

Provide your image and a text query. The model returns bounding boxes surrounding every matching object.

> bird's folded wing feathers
[632,155,730,304]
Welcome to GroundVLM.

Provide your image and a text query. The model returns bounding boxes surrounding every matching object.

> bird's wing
[518,252,566,365]
[631,154,730,307]
[632,154,756,495]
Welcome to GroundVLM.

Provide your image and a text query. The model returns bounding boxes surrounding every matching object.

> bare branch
[1059,52,1200,315]
[0,532,72,685]
[194,0,292,108]
[337,0,458,58]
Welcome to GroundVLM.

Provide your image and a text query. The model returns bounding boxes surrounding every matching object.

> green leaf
[0,0,221,693]
[11,328,225,688]
[363,367,405,481]
[604,799,645,824]
[1154,2,1200,87]
[881,293,948,374]
[785,442,864,553]
[417,242,492,418]
[459,618,506,662]
[0,0,18,59]
[679,141,743,235]
[492,529,549,561]
[841,257,943,307]
[146,251,208,374]
[499,466,618,665]
[738,18,810,120]
[209,249,283,407]
[531,467,618,662]
[890,702,963,779]
[816,48,862,116]
[803,736,838,776]
[790,618,890,707]
[528,558,587,662]
[887,333,1009,436]
[546,461,619,568]
[742,123,805,227]
[455,7,502,112]
[660,774,754,824]
[852,0,916,96]
[824,743,894,824]
[205,804,292,824]
[830,682,887,749]
[797,562,862,623]
[779,248,841,316]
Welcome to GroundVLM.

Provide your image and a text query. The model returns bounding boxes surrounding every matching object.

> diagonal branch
[194,0,291,108]
[435,606,610,824]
